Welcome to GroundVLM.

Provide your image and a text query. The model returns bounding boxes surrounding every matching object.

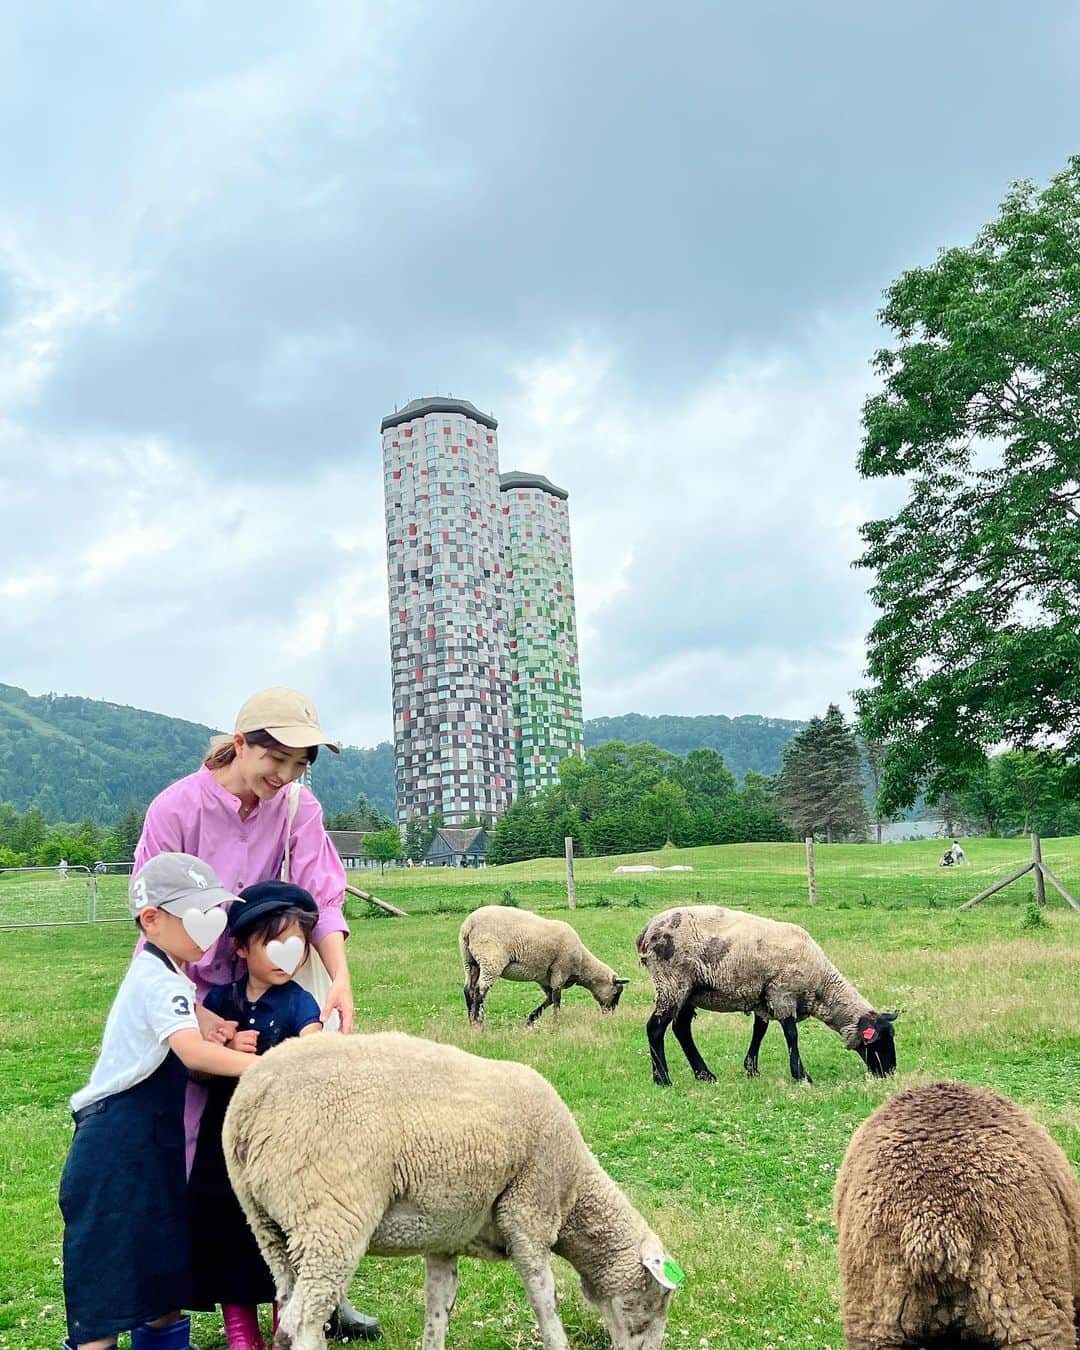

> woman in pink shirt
[134,687,380,1344]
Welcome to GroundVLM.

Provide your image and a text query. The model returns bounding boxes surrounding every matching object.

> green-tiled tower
[499,471,584,797]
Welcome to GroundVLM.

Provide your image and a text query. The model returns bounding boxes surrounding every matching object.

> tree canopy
[776,706,869,843]
[855,158,1080,814]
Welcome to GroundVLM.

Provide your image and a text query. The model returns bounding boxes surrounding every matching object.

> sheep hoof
[693,1069,716,1083]
[743,1062,759,1078]
[652,1072,671,1087]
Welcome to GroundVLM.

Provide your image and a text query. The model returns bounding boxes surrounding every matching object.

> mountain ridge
[0,683,804,822]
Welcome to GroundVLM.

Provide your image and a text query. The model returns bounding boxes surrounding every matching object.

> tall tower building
[381,397,515,827]
[499,471,584,798]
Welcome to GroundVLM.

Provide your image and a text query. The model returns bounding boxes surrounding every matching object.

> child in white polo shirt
[59,853,259,1350]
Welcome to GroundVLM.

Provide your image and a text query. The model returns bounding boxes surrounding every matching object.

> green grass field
[2,837,1079,1349]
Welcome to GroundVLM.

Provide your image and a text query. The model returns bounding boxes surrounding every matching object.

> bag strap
[281,780,302,883]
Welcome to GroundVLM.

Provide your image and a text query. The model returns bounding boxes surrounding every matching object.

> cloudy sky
[1,1,1077,748]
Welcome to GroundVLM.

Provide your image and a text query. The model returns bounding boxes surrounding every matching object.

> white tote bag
[281,781,340,1032]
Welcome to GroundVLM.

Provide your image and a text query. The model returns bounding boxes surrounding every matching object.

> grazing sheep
[459,905,628,1025]
[835,1081,1080,1349]
[636,905,897,1085]
[224,1032,681,1350]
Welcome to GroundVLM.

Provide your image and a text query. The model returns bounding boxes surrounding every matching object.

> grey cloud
[22,1,1080,471]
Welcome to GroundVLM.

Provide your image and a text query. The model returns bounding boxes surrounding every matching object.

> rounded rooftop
[381,397,498,433]
[499,470,568,500]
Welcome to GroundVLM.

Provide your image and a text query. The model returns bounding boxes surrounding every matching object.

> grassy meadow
[1,836,1079,1348]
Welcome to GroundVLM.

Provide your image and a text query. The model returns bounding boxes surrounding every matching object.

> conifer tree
[777,705,869,843]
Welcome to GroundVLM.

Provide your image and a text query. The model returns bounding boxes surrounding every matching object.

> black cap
[228,880,318,941]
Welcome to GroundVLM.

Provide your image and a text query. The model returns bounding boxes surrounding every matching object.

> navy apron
[59,948,192,1344]
[188,980,290,1308]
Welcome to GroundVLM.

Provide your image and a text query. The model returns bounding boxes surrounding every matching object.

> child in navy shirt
[188,881,323,1350]
[59,854,257,1350]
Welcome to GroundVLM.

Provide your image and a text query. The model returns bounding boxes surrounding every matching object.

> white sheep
[636,905,898,1085]
[223,1032,681,1350]
[835,1080,1080,1348]
[459,905,628,1025]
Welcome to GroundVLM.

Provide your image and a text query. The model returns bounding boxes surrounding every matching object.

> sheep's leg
[240,1195,297,1311]
[508,1246,569,1350]
[472,965,500,1024]
[421,1254,458,1350]
[464,956,481,1022]
[273,1209,374,1350]
[672,1004,716,1081]
[646,1006,676,1086]
[743,1015,769,1077]
[779,1016,812,1083]
[526,987,555,1026]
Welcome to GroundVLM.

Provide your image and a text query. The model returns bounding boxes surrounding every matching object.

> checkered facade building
[381,399,582,826]
[500,471,584,799]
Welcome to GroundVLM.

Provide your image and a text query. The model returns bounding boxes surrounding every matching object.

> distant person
[133,687,378,1343]
[950,840,967,864]
[57,858,69,880]
[93,860,108,875]
[58,854,255,1350]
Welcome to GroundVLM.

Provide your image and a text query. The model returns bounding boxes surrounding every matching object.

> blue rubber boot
[131,1316,197,1350]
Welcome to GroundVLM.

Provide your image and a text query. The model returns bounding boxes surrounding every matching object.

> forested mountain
[0,683,396,821]
[583,713,805,780]
[0,683,803,824]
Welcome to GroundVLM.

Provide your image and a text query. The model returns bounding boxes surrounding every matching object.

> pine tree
[777,705,869,843]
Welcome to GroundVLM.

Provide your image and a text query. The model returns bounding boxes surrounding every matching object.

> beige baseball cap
[234,687,340,753]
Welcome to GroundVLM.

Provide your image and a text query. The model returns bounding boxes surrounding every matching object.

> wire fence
[0,866,133,928]
[3,837,1079,928]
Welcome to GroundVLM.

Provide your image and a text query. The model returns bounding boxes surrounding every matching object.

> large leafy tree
[856,158,1080,813]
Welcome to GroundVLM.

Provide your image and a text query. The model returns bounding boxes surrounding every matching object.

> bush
[500,889,518,907]
[1020,902,1050,932]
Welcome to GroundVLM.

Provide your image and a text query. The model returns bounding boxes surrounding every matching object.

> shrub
[1020,902,1050,932]
[500,889,518,907]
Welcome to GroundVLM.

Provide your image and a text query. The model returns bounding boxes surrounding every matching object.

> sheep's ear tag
[862,1027,877,1043]
[642,1242,684,1290]
[661,1259,685,1288]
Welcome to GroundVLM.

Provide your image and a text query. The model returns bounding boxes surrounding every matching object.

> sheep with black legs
[636,905,897,1085]
[224,1032,681,1350]
[835,1081,1080,1349]
[460,905,628,1025]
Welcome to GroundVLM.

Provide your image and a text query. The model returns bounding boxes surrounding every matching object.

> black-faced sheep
[223,1032,681,1350]
[835,1080,1080,1349]
[459,904,628,1025]
[636,905,898,1085]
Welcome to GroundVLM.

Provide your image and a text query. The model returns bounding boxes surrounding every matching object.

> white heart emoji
[266,935,306,976]
[180,905,228,953]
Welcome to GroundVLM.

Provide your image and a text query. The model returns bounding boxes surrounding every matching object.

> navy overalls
[59,946,192,1344]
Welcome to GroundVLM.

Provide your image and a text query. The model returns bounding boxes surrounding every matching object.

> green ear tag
[663,1258,685,1286]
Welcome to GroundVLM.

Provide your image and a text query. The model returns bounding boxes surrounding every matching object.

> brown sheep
[835,1081,1080,1349]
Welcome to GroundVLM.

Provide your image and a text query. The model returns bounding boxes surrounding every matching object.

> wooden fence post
[1031,833,1047,908]
[805,836,817,906]
[565,836,576,910]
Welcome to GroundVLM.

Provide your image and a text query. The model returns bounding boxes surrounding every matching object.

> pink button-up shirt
[134,766,348,993]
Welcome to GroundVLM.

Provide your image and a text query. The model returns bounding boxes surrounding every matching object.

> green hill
[0,683,396,822]
[584,712,805,779]
[0,685,805,824]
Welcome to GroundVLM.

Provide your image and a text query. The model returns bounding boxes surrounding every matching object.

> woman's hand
[315,930,354,1034]
[321,972,355,1035]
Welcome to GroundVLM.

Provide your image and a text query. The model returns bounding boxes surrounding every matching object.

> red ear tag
[862,1027,876,1042]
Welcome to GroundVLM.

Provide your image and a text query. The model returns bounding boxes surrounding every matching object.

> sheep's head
[853,1011,898,1076]
[596,971,629,1011]
[580,1234,679,1350]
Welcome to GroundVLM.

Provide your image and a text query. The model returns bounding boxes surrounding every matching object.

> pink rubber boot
[221,1304,267,1350]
